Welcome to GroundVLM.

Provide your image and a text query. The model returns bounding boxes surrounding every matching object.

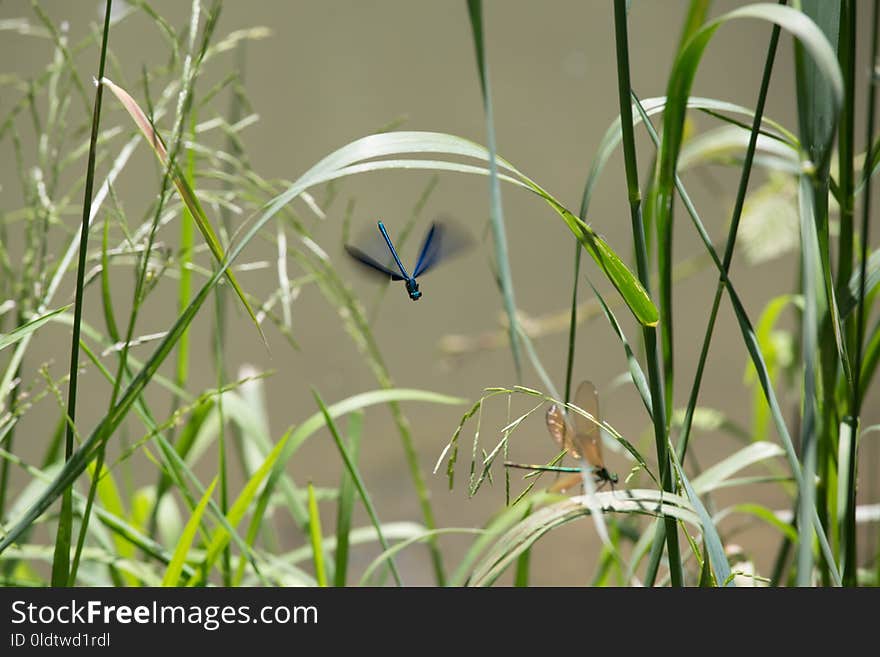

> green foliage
[1,1,877,588]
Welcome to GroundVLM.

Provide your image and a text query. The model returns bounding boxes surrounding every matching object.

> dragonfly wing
[548,473,583,494]
[344,245,404,280]
[545,403,579,459]
[412,218,473,278]
[572,380,604,469]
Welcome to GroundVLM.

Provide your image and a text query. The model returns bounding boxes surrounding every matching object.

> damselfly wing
[545,380,618,490]
[344,218,471,301]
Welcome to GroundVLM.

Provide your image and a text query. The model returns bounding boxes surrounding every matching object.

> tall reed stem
[50,0,113,586]
[612,0,681,586]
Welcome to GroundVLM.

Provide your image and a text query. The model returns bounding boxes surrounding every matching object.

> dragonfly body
[345,219,470,301]
[376,221,421,300]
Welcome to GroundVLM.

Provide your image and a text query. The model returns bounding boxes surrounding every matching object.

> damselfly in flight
[344,219,471,301]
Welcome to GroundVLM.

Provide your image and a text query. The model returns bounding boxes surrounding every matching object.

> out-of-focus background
[1,1,878,585]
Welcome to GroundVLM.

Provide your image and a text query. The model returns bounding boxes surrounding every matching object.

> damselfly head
[405,278,421,300]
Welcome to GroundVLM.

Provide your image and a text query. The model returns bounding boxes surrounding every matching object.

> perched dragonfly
[545,380,618,489]
[503,380,618,493]
[344,219,470,301]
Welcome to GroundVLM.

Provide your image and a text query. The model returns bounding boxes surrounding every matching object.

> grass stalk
[467,0,522,380]
[311,388,403,586]
[307,482,328,587]
[847,0,880,586]
[50,0,113,586]
[333,412,363,587]
[837,0,856,296]
[69,0,219,584]
[612,0,680,586]
[631,93,840,585]
[563,243,581,406]
[674,5,784,463]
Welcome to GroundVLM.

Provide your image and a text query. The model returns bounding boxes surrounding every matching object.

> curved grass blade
[262,131,657,326]
[582,95,797,219]
[690,442,785,494]
[468,490,700,587]
[668,444,732,586]
[720,503,801,543]
[652,2,842,235]
[280,522,425,566]
[1,133,652,555]
[0,305,70,352]
[312,388,402,586]
[359,527,483,586]
[449,492,549,586]
[0,447,192,581]
[162,477,216,586]
[239,388,464,585]
[630,88,843,584]
[648,0,843,425]
[187,426,296,586]
[100,76,265,345]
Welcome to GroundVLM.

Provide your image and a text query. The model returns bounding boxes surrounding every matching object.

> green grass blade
[668,445,732,586]
[651,0,713,428]
[307,482,327,587]
[797,175,822,586]
[263,130,657,326]
[99,76,265,345]
[726,504,800,543]
[836,0,857,296]
[514,501,533,586]
[99,216,120,342]
[650,0,844,416]
[161,477,216,586]
[631,93,843,585]
[467,0,521,378]
[359,528,483,587]
[839,249,880,318]
[0,448,193,580]
[0,305,70,352]
[582,95,796,218]
[186,425,295,586]
[51,0,113,587]
[311,388,402,587]
[334,411,362,587]
[794,10,851,588]
[690,442,785,494]
[449,498,538,586]
[468,491,700,587]
[612,0,677,586]
[795,0,841,172]
[847,0,880,586]
[174,130,196,400]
